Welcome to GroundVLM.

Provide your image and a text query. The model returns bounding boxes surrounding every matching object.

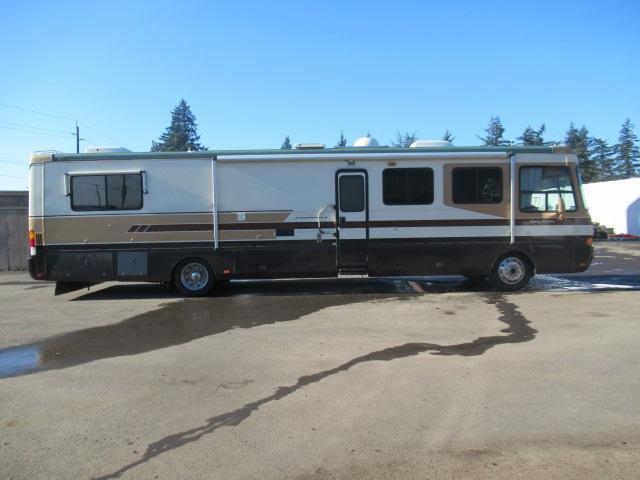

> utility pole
[75,121,80,153]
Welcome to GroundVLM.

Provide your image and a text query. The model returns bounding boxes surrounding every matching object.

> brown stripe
[145,223,213,232]
[128,217,591,233]
[218,221,336,230]
[354,219,509,228]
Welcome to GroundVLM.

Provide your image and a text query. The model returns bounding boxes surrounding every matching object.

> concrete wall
[0,191,28,271]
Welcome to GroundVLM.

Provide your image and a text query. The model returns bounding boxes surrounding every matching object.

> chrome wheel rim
[180,262,209,291]
[498,257,525,285]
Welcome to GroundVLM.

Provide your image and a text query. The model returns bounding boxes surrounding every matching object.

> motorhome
[27,139,593,295]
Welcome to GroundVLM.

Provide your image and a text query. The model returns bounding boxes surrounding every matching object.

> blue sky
[1,0,639,189]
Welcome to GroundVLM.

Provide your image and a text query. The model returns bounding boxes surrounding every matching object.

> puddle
[1,273,638,380]
[0,290,404,380]
[95,293,534,480]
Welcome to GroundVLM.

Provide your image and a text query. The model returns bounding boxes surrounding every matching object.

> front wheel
[173,258,214,297]
[489,254,533,291]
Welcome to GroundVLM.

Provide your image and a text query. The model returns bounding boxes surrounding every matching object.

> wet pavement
[1,241,639,479]
[1,270,639,380]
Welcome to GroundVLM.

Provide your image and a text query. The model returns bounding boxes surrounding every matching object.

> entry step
[338,267,369,278]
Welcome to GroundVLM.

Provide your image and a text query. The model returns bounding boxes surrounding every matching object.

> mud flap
[55,281,101,296]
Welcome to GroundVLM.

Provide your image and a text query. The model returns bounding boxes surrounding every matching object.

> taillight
[29,229,37,256]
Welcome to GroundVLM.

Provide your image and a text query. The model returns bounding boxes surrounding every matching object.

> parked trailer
[27,139,594,295]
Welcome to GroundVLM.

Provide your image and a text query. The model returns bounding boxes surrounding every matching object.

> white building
[583,178,640,235]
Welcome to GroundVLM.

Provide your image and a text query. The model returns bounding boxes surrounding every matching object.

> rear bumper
[28,254,47,280]
[28,256,37,279]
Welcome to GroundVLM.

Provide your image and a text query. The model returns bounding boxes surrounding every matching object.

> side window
[71,174,143,211]
[339,175,365,212]
[106,174,143,210]
[383,168,434,205]
[452,167,502,204]
[71,175,107,210]
[520,166,577,212]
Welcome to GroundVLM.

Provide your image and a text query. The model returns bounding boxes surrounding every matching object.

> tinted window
[383,168,433,205]
[520,166,576,212]
[452,167,502,203]
[72,174,142,211]
[339,175,365,212]
[71,175,107,210]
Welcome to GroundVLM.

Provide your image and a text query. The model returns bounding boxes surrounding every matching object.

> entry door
[336,171,368,269]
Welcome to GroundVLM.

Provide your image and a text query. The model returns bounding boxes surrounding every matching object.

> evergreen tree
[151,99,205,152]
[565,123,595,181]
[588,137,614,182]
[613,118,639,178]
[281,135,292,149]
[478,116,511,146]
[335,130,348,148]
[391,131,418,147]
[518,124,546,146]
[442,129,455,143]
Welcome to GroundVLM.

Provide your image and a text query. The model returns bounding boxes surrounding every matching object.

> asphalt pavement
[0,241,639,479]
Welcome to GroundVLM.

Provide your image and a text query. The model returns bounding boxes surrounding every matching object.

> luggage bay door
[336,170,369,271]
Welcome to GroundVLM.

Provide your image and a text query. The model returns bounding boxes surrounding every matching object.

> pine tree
[613,118,639,178]
[478,116,511,146]
[281,135,292,149]
[151,99,205,152]
[565,123,594,181]
[335,130,348,148]
[588,137,614,182]
[391,131,417,147]
[518,124,546,146]
[442,129,455,143]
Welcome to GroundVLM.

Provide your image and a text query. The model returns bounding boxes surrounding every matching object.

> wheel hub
[180,262,209,291]
[498,257,525,285]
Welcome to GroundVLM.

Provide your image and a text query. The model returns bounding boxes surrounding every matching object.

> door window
[339,175,365,212]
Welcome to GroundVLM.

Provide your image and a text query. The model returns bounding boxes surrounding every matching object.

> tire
[488,253,533,291]
[172,258,215,297]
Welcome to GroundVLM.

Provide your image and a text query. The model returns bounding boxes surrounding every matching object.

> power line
[0,101,129,149]
[0,155,24,163]
[0,124,74,139]
[0,158,25,165]
[0,173,26,179]
[79,121,127,147]
[0,101,76,121]
[0,119,71,135]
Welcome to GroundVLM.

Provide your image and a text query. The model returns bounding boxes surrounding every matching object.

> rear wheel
[489,253,533,291]
[173,258,214,297]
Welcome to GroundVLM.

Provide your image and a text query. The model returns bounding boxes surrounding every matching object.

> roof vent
[293,143,325,150]
[85,147,131,153]
[353,137,379,147]
[409,140,452,148]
